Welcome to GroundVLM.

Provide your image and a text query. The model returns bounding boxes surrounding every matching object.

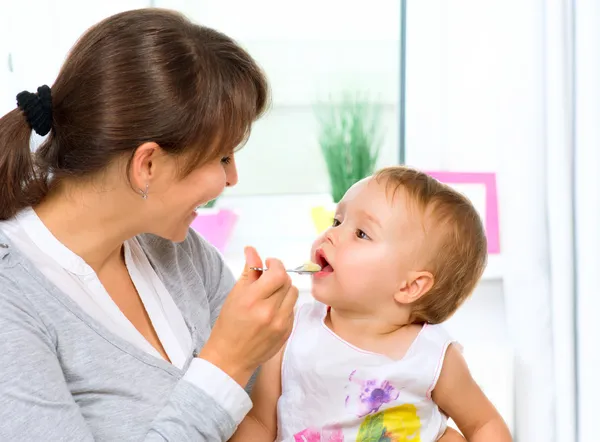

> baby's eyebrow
[360,210,382,228]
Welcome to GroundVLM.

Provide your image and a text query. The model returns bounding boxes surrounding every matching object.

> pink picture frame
[426,171,500,254]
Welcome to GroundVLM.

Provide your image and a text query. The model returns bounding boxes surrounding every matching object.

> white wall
[0,1,152,148]
[0,0,150,116]
[405,0,544,174]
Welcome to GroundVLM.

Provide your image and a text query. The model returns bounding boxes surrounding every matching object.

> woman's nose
[225,158,239,187]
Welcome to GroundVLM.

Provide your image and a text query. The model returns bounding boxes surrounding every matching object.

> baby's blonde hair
[374,166,488,324]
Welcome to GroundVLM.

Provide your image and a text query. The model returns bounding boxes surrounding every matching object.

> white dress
[276,301,457,442]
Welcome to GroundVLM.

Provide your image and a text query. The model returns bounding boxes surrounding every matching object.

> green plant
[315,93,384,203]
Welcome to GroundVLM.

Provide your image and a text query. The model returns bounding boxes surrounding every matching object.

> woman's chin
[148,222,192,244]
[172,230,191,243]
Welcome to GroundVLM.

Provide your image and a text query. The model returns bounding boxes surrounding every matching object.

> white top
[0,207,251,425]
[277,302,456,442]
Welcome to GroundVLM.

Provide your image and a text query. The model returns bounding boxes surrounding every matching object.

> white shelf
[482,253,503,280]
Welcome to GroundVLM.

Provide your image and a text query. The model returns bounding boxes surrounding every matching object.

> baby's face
[311,177,427,314]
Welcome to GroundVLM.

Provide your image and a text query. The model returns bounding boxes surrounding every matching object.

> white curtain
[545,1,577,441]
[502,0,600,441]
[500,0,584,442]
[573,1,600,441]
[545,1,600,440]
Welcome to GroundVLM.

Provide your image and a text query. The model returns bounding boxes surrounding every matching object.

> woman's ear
[129,142,160,190]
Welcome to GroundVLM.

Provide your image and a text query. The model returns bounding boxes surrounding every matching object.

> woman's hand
[199,246,298,386]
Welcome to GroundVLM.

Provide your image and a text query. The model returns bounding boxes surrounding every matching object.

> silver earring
[139,183,149,200]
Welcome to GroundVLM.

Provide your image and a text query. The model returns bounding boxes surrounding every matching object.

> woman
[0,8,297,441]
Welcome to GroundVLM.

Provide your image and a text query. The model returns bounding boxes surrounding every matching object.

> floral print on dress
[356,404,422,442]
[293,425,344,442]
[345,370,401,417]
[292,372,422,441]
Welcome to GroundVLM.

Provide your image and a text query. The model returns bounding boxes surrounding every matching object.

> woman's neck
[34,182,143,273]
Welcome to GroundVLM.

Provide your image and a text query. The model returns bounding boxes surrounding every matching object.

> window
[158,0,403,196]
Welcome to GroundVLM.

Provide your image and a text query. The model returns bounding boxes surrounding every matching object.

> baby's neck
[326,307,422,360]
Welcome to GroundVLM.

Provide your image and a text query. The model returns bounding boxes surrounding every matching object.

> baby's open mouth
[315,250,334,273]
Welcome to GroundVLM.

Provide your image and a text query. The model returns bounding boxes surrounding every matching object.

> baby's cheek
[337,258,362,281]
[343,259,379,284]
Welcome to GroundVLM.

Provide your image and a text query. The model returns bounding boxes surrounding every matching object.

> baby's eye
[221,156,232,165]
[332,218,341,227]
[356,229,370,240]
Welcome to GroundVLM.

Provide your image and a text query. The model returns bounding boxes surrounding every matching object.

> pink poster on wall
[426,171,500,254]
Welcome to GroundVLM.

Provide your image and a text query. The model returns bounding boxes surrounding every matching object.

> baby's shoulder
[403,322,459,361]
[420,322,454,342]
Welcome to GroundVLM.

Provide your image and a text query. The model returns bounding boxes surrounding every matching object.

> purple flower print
[345,370,401,418]
[356,380,400,416]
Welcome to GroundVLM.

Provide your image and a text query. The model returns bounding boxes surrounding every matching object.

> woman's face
[141,152,238,242]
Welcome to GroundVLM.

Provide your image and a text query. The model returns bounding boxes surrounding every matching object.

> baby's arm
[229,347,284,442]
[432,345,512,441]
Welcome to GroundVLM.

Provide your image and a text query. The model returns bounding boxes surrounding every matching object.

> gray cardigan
[0,228,242,441]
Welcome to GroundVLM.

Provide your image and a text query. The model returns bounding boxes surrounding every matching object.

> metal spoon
[250,263,321,275]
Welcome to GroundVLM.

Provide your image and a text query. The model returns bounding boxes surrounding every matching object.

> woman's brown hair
[0,8,269,220]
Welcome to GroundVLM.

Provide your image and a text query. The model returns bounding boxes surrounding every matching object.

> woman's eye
[332,218,341,227]
[356,229,370,240]
[221,156,232,165]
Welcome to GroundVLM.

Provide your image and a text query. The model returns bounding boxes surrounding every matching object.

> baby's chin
[310,285,340,306]
[309,286,329,304]
[310,287,365,310]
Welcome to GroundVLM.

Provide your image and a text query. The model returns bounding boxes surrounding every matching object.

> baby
[231,166,512,441]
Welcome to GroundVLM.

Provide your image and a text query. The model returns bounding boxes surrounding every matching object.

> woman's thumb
[239,246,263,283]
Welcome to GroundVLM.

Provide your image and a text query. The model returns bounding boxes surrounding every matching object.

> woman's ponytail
[0,87,52,221]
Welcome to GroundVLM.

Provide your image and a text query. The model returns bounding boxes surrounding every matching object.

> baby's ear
[394,271,434,304]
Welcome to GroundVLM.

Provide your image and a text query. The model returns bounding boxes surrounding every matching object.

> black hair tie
[16,85,53,136]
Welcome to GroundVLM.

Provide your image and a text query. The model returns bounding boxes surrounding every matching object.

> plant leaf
[315,92,384,202]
